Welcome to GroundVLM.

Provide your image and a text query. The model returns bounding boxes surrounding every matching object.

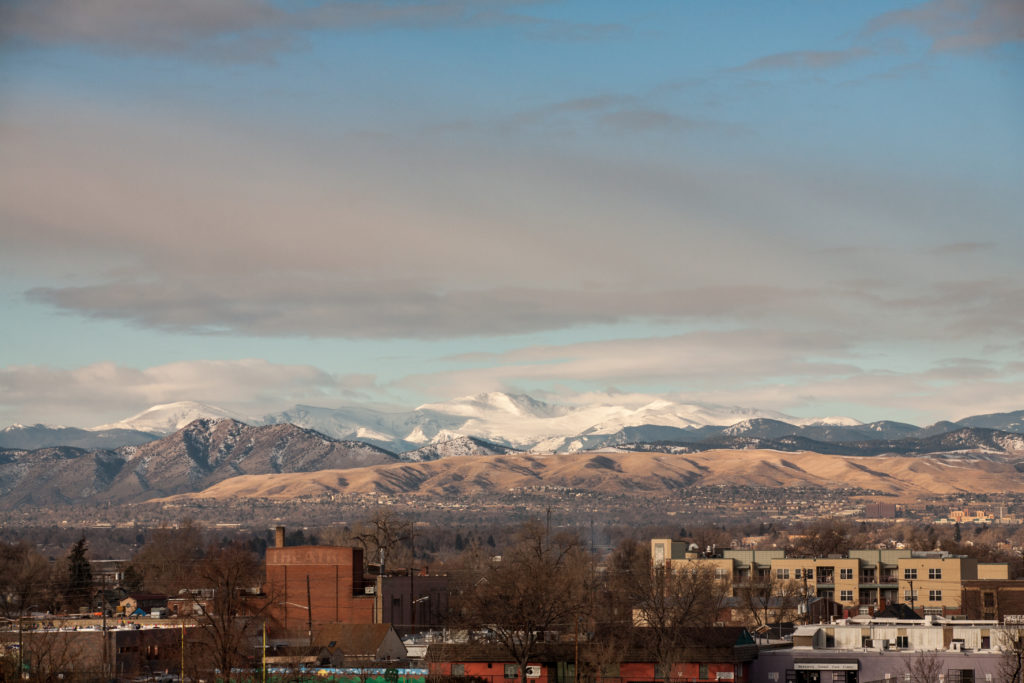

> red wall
[265,546,374,628]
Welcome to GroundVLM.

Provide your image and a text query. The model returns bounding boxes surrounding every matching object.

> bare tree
[735,572,803,629]
[584,539,645,680]
[188,542,268,683]
[347,509,413,572]
[454,520,591,683]
[0,541,52,619]
[790,519,853,557]
[629,555,727,681]
[999,623,1024,683]
[127,520,206,595]
[903,652,943,683]
[2,620,87,683]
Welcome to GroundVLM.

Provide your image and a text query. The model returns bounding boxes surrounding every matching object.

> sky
[0,0,1022,428]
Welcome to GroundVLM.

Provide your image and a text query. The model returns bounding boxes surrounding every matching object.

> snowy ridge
[265,391,819,453]
[93,401,250,434]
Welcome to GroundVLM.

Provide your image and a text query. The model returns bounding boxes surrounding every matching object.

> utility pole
[306,575,313,648]
[573,612,579,683]
[102,574,109,681]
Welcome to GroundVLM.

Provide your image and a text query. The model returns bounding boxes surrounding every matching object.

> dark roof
[314,623,396,657]
[125,593,168,602]
[874,603,922,619]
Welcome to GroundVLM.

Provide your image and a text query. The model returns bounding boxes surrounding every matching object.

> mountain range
[6,394,1024,454]
[1,396,1024,508]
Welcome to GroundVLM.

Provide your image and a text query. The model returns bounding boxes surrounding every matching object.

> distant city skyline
[1,0,1021,427]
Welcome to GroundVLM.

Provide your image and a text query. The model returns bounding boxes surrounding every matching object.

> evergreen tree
[64,536,93,612]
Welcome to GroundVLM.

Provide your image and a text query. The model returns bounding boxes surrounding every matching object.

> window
[452,664,465,676]
[905,590,918,602]
[840,590,853,602]
[840,568,853,580]
[982,636,991,649]
[929,568,942,579]
[777,568,790,579]
[905,568,918,580]
[895,635,909,648]
[715,568,730,580]
[699,664,709,680]
[930,590,942,601]
[794,569,801,579]
[984,592,996,607]
[505,665,518,679]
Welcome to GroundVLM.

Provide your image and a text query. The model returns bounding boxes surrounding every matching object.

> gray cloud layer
[1,97,1021,341]
[0,0,609,61]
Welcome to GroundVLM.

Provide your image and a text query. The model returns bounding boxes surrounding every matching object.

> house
[118,593,168,616]
[315,623,407,665]
[92,587,128,615]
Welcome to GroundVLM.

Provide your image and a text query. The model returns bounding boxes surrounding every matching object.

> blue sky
[0,0,1022,427]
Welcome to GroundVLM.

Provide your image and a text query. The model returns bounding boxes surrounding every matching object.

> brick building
[962,579,1024,621]
[264,527,375,631]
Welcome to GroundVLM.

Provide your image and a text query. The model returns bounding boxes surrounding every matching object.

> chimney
[275,526,286,548]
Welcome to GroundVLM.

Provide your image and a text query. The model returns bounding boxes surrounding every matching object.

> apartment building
[650,540,1010,615]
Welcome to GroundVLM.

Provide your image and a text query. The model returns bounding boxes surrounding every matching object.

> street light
[279,602,312,647]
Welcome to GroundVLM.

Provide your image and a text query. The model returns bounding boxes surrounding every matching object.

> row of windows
[902,590,943,601]
[773,566,944,581]
[904,568,943,579]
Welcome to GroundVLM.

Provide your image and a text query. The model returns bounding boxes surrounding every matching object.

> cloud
[0,359,378,426]
[865,0,1024,52]
[511,93,729,135]
[396,331,1024,424]
[928,241,992,255]
[2,94,1021,343]
[733,48,873,71]
[0,0,613,61]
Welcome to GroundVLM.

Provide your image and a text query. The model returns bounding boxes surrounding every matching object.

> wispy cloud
[0,0,616,61]
[733,47,873,71]
[865,0,1024,52]
[0,359,378,426]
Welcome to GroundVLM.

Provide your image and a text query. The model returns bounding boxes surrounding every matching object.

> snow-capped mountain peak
[793,415,863,427]
[93,401,249,435]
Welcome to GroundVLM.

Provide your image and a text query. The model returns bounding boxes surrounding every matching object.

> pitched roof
[314,623,396,657]
[874,603,922,619]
